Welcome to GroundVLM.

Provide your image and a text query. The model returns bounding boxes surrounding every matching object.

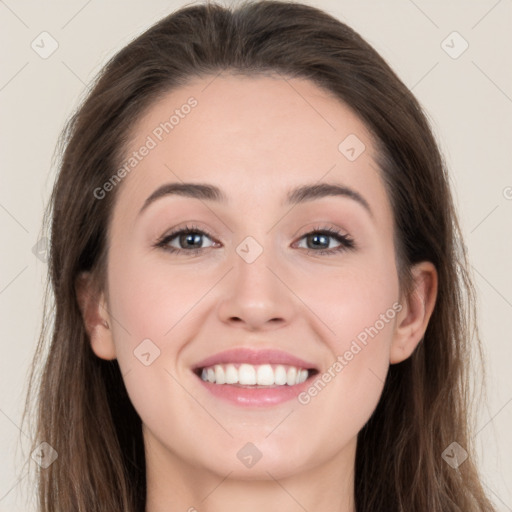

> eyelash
[153,223,355,257]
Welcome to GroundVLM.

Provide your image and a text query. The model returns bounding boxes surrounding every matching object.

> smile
[197,363,311,386]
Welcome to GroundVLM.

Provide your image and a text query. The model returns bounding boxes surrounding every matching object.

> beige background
[1,0,511,510]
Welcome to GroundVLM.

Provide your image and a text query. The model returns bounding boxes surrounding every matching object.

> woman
[23,1,497,510]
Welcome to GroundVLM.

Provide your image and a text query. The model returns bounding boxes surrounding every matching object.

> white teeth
[198,363,310,386]
[256,364,274,385]
[238,364,256,385]
[286,367,297,386]
[225,364,238,384]
[215,365,226,384]
[274,365,288,385]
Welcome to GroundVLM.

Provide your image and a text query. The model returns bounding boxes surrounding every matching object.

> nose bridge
[236,233,277,291]
[234,232,283,301]
[229,194,282,287]
[216,230,296,329]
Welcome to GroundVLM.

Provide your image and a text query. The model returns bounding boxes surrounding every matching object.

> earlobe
[390,262,438,365]
[75,271,117,360]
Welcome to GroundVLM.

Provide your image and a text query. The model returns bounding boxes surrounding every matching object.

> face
[97,73,405,480]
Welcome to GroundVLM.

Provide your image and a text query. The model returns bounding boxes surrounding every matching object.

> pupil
[183,233,201,248]
[311,234,328,249]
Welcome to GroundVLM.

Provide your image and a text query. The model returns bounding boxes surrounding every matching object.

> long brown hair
[22,1,496,510]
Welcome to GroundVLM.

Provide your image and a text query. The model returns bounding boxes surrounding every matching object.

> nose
[216,239,298,332]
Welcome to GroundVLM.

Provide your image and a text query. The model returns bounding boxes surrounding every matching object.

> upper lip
[192,348,318,371]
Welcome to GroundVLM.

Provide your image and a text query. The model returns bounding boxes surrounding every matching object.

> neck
[144,431,357,512]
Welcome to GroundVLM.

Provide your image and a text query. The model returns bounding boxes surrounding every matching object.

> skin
[76,73,437,512]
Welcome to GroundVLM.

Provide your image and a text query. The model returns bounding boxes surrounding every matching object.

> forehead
[112,73,391,225]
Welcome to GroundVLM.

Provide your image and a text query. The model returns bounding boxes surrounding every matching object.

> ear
[390,261,438,364]
[75,271,116,360]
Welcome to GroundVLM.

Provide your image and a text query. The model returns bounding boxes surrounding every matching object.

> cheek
[296,247,400,349]
[292,251,399,424]
[294,288,399,461]
[104,252,207,439]
[107,250,212,349]
[105,251,222,411]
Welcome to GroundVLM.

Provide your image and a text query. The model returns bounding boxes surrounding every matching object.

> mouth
[190,348,320,406]
[193,363,319,387]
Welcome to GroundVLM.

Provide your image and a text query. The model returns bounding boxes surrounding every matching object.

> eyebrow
[138,181,373,218]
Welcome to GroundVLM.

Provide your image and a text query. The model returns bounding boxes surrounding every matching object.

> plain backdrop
[1,0,511,510]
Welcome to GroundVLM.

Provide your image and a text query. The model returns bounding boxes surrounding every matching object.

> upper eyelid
[160,225,350,238]
[157,225,354,248]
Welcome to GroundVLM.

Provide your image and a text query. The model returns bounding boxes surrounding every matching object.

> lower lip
[194,372,314,407]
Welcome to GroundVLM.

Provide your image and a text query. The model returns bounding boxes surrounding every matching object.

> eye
[154,223,355,257]
[154,224,217,256]
[295,225,355,255]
